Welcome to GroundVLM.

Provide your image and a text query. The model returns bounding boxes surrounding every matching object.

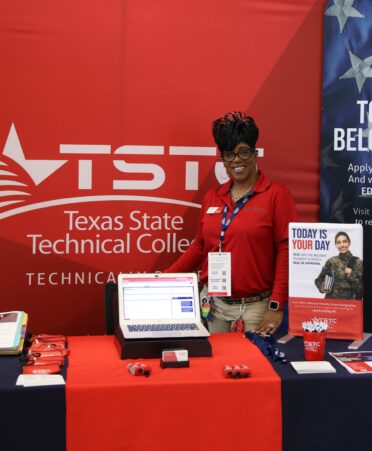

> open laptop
[117,273,210,340]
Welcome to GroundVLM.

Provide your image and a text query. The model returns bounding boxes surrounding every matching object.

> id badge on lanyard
[207,195,250,297]
[208,251,231,296]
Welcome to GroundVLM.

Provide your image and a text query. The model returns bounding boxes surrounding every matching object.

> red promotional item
[23,365,61,375]
[28,349,68,359]
[303,331,326,361]
[30,341,66,350]
[22,333,69,371]
[25,356,65,366]
[231,318,245,333]
[32,334,67,344]
[223,364,251,378]
[31,334,67,346]
[127,362,151,377]
[29,342,68,353]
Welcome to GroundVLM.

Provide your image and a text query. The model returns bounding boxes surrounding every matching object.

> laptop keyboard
[128,323,199,332]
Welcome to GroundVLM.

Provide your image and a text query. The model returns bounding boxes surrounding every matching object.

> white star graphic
[330,191,352,223]
[321,143,340,168]
[339,51,372,93]
[325,0,364,33]
[3,124,67,185]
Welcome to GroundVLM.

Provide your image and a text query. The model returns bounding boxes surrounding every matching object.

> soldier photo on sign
[315,231,363,300]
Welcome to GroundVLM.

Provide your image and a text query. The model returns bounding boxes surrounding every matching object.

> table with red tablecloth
[66,333,282,451]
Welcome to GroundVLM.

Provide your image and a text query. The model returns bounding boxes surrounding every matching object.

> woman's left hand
[256,310,283,335]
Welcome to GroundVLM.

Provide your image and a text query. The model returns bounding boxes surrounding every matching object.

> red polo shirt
[166,172,298,303]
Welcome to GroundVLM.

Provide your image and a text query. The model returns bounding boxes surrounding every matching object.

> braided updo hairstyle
[212,112,259,153]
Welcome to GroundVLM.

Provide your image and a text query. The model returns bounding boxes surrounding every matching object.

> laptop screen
[119,274,199,321]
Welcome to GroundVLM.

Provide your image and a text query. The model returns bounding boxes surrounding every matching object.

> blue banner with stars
[320,0,372,330]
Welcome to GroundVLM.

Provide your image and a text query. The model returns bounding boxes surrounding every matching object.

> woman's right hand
[320,285,330,293]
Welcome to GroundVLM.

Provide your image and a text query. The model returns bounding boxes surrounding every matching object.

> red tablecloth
[66,333,281,451]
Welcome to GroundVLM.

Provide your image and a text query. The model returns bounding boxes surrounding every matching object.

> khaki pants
[200,287,269,333]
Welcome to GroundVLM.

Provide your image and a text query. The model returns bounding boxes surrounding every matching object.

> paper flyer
[329,351,372,374]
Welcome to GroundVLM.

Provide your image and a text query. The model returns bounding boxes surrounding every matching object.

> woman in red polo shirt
[165,112,298,334]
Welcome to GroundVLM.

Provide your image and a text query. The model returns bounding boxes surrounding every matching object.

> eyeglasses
[221,148,255,162]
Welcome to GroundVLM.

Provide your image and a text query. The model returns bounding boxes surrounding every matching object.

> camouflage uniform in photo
[315,251,363,300]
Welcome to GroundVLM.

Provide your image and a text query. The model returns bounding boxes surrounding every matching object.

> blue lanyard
[218,193,252,251]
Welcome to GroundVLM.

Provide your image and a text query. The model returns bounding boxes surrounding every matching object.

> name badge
[206,207,223,214]
[207,252,231,296]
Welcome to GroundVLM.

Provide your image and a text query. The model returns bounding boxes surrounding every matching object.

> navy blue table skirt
[0,354,66,451]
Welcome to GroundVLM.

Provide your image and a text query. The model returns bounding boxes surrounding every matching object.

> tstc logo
[313,317,338,326]
[0,124,263,218]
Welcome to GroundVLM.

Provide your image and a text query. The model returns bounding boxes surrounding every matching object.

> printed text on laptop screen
[122,277,196,320]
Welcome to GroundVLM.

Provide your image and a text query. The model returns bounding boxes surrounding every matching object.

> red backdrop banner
[0,0,325,334]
